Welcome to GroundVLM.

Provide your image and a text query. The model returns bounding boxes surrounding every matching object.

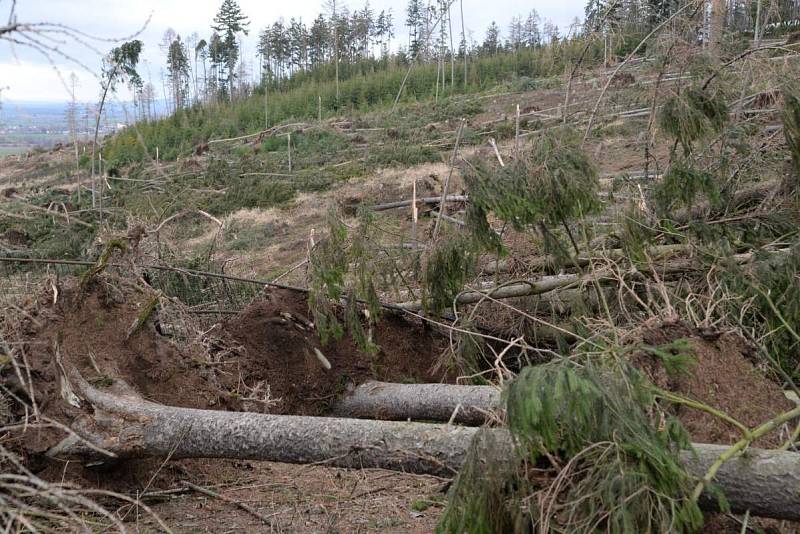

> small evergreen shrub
[308,209,382,353]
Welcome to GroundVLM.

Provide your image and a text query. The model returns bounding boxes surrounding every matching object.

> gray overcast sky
[1,0,585,103]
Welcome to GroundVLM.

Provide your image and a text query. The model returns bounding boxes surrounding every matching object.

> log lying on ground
[331,381,501,425]
[673,179,783,224]
[479,244,687,275]
[482,244,784,276]
[50,374,800,520]
[369,195,468,212]
[396,246,789,311]
[394,274,582,311]
[522,243,689,273]
[50,372,479,478]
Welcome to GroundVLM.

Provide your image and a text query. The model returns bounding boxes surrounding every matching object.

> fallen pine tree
[394,246,790,311]
[47,370,800,521]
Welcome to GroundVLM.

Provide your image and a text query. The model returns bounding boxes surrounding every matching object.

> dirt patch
[130,460,444,533]
[4,280,226,456]
[631,321,795,447]
[220,287,447,415]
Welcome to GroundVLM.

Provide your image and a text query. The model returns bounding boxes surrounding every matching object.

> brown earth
[631,320,796,447]
[4,275,447,448]
[218,286,448,415]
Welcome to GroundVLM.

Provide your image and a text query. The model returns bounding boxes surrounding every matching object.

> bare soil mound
[220,287,448,415]
[632,321,795,447]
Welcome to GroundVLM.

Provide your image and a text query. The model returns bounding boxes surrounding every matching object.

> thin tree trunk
[264,76,269,129]
[448,2,455,89]
[711,0,726,51]
[460,0,467,89]
[91,68,116,210]
[49,373,800,520]
[334,0,340,103]
[371,195,468,212]
[432,120,466,241]
[394,274,582,311]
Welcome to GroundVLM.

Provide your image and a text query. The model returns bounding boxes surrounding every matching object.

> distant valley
[0,100,143,156]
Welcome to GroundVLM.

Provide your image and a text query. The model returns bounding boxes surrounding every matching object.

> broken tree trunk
[49,374,800,520]
[394,274,582,311]
[370,195,468,212]
[673,179,783,224]
[395,245,788,311]
[332,381,501,425]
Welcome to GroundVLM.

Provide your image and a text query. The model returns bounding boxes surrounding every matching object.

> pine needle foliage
[653,160,720,215]
[344,211,382,354]
[464,128,600,233]
[308,212,349,346]
[422,232,479,316]
[436,429,519,533]
[659,88,728,155]
[464,203,503,254]
[618,204,660,262]
[722,244,800,377]
[439,361,705,534]
[308,209,382,353]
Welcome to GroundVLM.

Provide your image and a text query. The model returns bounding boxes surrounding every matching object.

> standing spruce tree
[208,32,223,97]
[212,0,250,100]
[523,10,541,47]
[308,14,330,67]
[323,0,342,102]
[482,22,501,55]
[407,0,423,57]
[194,39,208,102]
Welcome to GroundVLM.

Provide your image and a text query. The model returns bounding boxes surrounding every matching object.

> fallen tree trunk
[49,373,800,519]
[479,244,688,275]
[396,246,789,311]
[394,274,582,311]
[50,372,479,478]
[332,381,501,425]
[370,195,468,212]
[672,179,783,224]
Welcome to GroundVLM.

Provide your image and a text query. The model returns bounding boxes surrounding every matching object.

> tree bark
[370,195,468,212]
[394,274,582,311]
[49,371,481,478]
[49,373,800,520]
[332,381,501,425]
[672,179,783,224]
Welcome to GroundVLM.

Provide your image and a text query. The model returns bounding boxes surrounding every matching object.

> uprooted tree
[46,361,800,527]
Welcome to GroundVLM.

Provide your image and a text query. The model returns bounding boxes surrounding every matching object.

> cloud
[2,0,585,103]
[1,62,98,102]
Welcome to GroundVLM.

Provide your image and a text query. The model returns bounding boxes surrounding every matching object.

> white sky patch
[1,62,99,102]
[2,0,585,103]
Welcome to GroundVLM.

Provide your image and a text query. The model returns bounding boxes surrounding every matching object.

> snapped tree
[91,40,142,208]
